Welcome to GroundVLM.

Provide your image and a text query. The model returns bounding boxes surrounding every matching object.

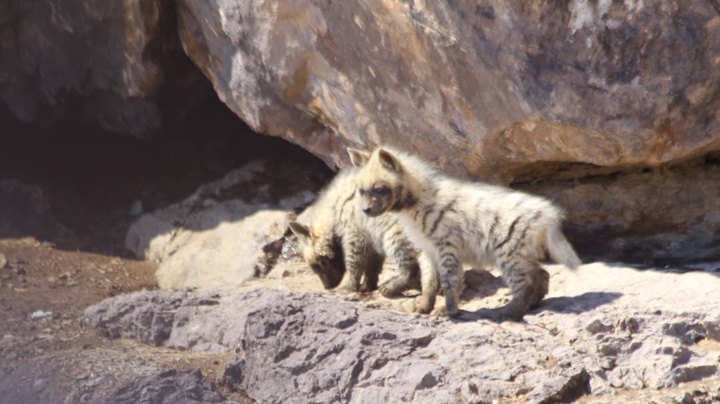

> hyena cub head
[347,147,413,217]
[288,221,345,289]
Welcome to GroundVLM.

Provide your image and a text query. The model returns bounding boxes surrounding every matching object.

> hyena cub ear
[377,148,402,173]
[347,147,371,167]
[288,221,312,242]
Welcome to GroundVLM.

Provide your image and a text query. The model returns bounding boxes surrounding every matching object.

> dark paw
[359,281,379,293]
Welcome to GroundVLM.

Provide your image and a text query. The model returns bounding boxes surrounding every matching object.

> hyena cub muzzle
[288,222,348,289]
[289,221,385,292]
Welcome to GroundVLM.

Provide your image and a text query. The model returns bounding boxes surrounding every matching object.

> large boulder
[0,0,205,135]
[175,0,720,183]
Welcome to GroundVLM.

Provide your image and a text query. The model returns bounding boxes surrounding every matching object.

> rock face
[125,160,326,289]
[0,349,235,404]
[4,1,720,237]
[83,263,720,403]
[176,0,720,182]
[520,158,720,237]
[0,0,205,136]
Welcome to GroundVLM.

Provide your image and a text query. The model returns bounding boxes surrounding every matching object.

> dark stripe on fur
[421,208,434,233]
[487,213,499,238]
[391,186,418,211]
[495,215,523,250]
[506,211,542,257]
[430,201,457,235]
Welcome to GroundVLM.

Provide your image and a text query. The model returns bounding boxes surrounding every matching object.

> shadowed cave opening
[0,91,333,255]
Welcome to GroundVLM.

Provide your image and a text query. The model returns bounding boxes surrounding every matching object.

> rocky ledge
[76,261,720,403]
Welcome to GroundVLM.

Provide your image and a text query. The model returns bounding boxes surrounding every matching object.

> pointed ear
[347,147,371,167]
[378,148,402,173]
[288,221,311,241]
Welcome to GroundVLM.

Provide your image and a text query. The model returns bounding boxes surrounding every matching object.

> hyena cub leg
[493,259,549,321]
[412,252,440,314]
[430,248,464,317]
[378,234,421,297]
[336,231,375,293]
[359,251,384,293]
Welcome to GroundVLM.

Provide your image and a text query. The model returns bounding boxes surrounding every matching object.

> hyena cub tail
[545,222,581,270]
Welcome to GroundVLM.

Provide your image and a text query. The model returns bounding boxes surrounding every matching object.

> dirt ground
[0,104,325,402]
[0,236,260,403]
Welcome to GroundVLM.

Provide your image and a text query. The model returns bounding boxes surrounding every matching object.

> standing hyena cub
[348,146,581,321]
[289,167,439,306]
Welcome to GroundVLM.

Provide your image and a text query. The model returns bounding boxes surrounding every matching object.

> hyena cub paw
[334,284,359,294]
[410,294,435,314]
[359,277,379,293]
[379,275,420,297]
[430,304,461,318]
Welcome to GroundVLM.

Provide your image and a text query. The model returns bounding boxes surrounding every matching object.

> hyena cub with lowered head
[289,167,439,307]
[348,146,581,321]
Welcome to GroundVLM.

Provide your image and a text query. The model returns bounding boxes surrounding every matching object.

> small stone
[30,310,52,320]
[586,319,615,335]
[14,267,27,276]
[0,253,7,269]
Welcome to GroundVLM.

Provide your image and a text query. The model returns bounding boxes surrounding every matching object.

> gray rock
[124,161,317,289]
[82,262,720,404]
[102,369,234,404]
[0,348,234,404]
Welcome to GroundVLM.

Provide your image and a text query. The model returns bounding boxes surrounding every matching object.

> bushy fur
[349,146,581,321]
[290,167,436,303]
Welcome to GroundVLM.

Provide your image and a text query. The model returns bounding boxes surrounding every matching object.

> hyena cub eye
[372,186,391,196]
[358,188,367,196]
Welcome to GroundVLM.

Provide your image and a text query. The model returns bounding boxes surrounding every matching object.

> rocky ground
[1,115,720,404]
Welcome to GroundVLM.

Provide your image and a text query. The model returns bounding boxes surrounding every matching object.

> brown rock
[176,1,720,182]
[0,0,205,136]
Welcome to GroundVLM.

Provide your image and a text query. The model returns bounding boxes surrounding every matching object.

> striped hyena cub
[289,167,438,306]
[348,146,581,321]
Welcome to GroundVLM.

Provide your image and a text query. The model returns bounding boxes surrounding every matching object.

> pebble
[30,310,52,319]
[0,253,7,269]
